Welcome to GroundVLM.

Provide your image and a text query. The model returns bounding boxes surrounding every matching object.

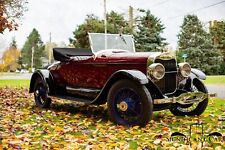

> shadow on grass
[48,99,109,122]
[36,98,169,125]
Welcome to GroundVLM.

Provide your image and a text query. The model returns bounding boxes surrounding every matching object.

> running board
[66,87,100,93]
[66,86,100,98]
[51,95,93,104]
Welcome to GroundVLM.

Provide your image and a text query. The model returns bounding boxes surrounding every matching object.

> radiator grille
[154,59,177,94]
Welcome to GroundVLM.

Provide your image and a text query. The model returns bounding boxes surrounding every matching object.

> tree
[20,28,45,69]
[107,11,131,34]
[177,15,223,75]
[135,9,166,52]
[178,15,208,50]
[0,0,28,33]
[69,12,130,48]
[1,38,20,71]
[209,21,225,74]
[210,21,225,55]
[69,14,105,48]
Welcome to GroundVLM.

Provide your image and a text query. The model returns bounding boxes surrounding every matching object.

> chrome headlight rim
[147,63,165,80]
[178,62,191,77]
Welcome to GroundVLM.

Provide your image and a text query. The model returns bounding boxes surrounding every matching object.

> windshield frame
[88,33,136,54]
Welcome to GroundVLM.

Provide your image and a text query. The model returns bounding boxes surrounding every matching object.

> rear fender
[91,70,149,104]
[29,69,54,94]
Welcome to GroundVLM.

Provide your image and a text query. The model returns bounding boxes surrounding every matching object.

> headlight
[147,63,165,80]
[178,63,191,77]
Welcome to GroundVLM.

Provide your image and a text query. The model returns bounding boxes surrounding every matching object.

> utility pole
[49,32,52,64]
[31,46,34,71]
[129,6,134,33]
[104,0,107,49]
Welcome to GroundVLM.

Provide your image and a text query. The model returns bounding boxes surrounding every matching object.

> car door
[62,56,109,89]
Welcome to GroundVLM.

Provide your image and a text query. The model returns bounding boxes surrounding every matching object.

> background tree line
[0,1,225,75]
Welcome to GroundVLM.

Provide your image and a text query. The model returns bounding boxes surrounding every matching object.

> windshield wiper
[119,34,127,45]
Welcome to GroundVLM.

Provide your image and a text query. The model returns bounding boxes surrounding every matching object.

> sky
[0,0,225,57]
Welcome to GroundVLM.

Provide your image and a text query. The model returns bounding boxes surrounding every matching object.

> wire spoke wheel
[35,83,47,105]
[34,77,51,108]
[115,88,142,124]
[107,79,153,127]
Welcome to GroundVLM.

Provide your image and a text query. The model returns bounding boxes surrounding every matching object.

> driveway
[0,73,32,80]
[206,84,225,99]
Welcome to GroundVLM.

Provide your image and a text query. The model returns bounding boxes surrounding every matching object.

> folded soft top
[53,48,93,62]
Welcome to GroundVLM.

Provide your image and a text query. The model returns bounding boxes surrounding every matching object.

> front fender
[91,70,149,104]
[29,69,54,93]
[109,70,149,84]
[190,68,206,80]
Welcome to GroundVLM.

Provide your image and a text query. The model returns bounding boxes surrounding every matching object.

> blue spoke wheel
[107,79,153,127]
[34,77,51,108]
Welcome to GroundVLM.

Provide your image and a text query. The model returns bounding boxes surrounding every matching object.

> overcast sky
[0,0,225,56]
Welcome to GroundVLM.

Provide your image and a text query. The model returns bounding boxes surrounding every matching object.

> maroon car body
[52,52,149,89]
[29,33,209,126]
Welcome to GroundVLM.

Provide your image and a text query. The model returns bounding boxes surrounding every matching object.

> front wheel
[170,79,208,116]
[34,77,51,108]
[107,79,153,127]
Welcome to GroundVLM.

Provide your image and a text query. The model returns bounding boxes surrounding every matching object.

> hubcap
[35,90,39,96]
[119,101,128,112]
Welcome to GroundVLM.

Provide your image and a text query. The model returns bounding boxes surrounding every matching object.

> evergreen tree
[107,11,131,34]
[10,37,17,49]
[135,9,166,52]
[178,15,207,50]
[209,21,225,74]
[69,12,130,48]
[21,28,45,69]
[210,21,225,58]
[177,15,223,75]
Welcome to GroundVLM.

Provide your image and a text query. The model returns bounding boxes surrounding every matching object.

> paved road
[0,73,32,80]
[206,84,225,99]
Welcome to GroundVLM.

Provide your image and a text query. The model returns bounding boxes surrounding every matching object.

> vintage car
[29,33,209,127]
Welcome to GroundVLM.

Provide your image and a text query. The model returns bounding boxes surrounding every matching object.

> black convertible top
[53,48,93,62]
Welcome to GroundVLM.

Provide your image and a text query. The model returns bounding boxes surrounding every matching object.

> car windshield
[88,33,135,53]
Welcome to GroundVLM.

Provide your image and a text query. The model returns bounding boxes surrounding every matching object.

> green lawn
[0,79,30,88]
[204,75,225,85]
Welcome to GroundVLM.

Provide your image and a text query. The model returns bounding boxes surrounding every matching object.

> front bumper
[154,92,215,105]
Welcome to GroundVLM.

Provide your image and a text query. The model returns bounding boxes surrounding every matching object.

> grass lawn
[0,79,30,88]
[204,75,225,85]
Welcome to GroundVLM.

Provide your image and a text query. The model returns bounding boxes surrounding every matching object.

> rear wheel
[170,79,208,116]
[34,77,51,108]
[107,79,153,127]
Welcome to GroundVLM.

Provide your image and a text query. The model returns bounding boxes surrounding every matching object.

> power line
[165,0,225,20]
[134,0,172,11]
[150,0,171,8]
